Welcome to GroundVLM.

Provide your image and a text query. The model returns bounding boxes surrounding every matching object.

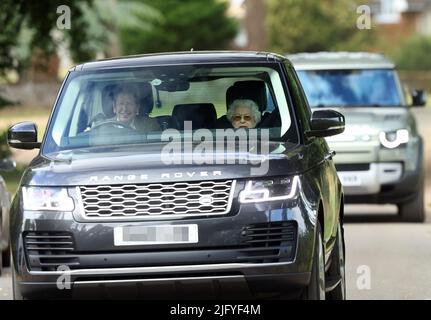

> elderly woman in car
[226,99,261,129]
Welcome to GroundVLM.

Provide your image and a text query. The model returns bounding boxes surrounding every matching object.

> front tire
[2,246,10,267]
[398,176,425,223]
[326,222,346,300]
[302,222,326,300]
[11,253,24,300]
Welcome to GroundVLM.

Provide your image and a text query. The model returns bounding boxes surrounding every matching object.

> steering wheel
[91,119,134,131]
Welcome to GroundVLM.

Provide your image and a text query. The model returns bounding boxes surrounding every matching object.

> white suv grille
[79,180,235,219]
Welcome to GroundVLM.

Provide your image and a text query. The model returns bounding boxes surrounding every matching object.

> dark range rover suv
[8,51,345,299]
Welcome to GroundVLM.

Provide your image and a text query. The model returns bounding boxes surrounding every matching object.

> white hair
[226,99,261,124]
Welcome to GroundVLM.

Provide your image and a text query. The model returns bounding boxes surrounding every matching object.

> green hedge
[394,36,431,71]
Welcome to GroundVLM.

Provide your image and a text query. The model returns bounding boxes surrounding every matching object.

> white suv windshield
[43,64,297,154]
[297,69,403,107]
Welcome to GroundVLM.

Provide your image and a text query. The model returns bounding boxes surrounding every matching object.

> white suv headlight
[379,129,409,149]
[22,187,75,211]
[239,176,299,203]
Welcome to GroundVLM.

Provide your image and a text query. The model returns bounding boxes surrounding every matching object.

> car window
[43,64,298,155]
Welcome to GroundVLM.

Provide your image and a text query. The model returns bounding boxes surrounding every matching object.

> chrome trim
[75,180,236,221]
[74,275,245,285]
[28,261,293,276]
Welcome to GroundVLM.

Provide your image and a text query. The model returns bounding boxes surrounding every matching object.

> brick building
[371,0,431,43]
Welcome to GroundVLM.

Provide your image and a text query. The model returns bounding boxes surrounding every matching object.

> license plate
[338,172,362,186]
[114,225,198,246]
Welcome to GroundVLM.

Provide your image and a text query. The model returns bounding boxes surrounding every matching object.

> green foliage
[0,2,26,75]
[78,0,161,58]
[266,0,375,54]
[0,129,11,159]
[0,0,96,74]
[120,0,238,54]
[394,36,431,70]
[0,0,165,76]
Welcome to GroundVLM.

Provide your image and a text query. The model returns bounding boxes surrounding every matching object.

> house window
[375,0,408,24]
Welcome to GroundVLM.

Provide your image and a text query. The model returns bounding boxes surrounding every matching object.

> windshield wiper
[319,104,387,108]
[313,104,333,108]
[339,104,386,108]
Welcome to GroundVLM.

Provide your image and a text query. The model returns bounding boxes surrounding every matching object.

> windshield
[43,63,297,155]
[296,69,403,107]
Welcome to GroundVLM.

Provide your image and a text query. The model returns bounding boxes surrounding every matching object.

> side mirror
[8,122,41,150]
[0,158,16,172]
[306,110,345,138]
[411,89,427,107]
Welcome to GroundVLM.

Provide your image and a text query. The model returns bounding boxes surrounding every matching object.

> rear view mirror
[411,89,427,107]
[0,158,16,172]
[8,122,41,150]
[306,110,345,138]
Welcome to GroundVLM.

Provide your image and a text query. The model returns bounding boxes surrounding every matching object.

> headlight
[22,187,75,211]
[239,176,299,203]
[379,129,409,149]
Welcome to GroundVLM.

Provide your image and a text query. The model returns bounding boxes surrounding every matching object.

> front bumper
[11,195,317,299]
[337,162,403,195]
[17,265,311,299]
[344,167,422,204]
[331,137,423,204]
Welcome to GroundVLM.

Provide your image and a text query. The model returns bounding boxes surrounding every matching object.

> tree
[120,0,238,54]
[266,0,375,54]
[0,0,96,76]
[244,0,267,51]
[0,0,159,77]
[78,0,160,58]
[0,2,25,76]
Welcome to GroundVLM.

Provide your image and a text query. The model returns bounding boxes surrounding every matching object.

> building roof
[287,52,395,70]
[74,51,288,71]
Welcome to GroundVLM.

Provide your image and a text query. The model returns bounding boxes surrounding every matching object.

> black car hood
[23,142,314,186]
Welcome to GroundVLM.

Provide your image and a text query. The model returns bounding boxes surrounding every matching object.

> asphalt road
[1,108,430,300]
[0,268,11,300]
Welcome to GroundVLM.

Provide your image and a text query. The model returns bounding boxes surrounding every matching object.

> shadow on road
[343,204,431,224]
[344,213,403,224]
[344,207,431,224]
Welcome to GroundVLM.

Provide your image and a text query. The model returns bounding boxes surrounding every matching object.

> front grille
[335,163,370,172]
[79,180,235,219]
[24,232,79,271]
[239,222,297,263]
